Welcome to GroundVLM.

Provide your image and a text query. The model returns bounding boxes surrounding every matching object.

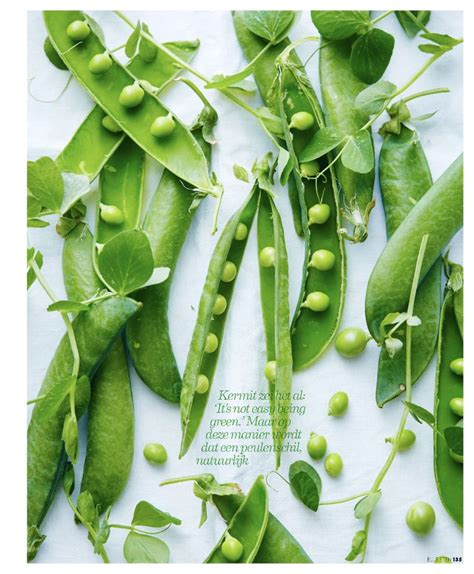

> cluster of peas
[448,357,464,464]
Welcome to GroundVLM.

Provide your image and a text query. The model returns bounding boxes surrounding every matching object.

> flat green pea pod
[435,264,463,527]
[56,38,199,180]
[376,126,442,406]
[204,476,269,563]
[44,11,214,194]
[180,186,259,456]
[257,191,292,468]
[366,154,463,341]
[27,296,140,556]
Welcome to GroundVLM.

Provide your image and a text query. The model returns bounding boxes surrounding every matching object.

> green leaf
[277,147,292,186]
[444,426,463,456]
[341,130,374,174]
[123,532,170,563]
[139,23,158,62]
[125,21,141,58]
[27,526,46,562]
[95,507,112,552]
[403,401,435,426]
[233,164,249,183]
[141,267,170,289]
[63,462,75,497]
[60,172,90,215]
[77,491,99,529]
[354,490,382,519]
[62,413,79,464]
[351,28,395,84]
[288,460,322,512]
[420,32,461,47]
[35,374,76,424]
[242,11,296,43]
[27,218,49,228]
[345,530,366,562]
[47,300,90,313]
[418,44,444,54]
[410,111,437,123]
[27,156,64,213]
[257,106,284,139]
[27,193,43,219]
[354,81,397,116]
[191,105,219,145]
[311,11,370,40]
[300,127,345,162]
[252,152,275,194]
[98,230,154,296]
[226,77,257,95]
[27,250,43,289]
[396,11,431,38]
[43,36,68,70]
[132,501,181,528]
[85,14,106,44]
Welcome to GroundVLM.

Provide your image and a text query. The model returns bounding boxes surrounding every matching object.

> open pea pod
[204,475,269,563]
[180,186,259,457]
[44,11,213,193]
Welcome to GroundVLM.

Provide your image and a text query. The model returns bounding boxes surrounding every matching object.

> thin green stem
[371,10,394,26]
[402,87,449,103]
[320,491,372,506]
[403,10,431,34]
[109,42,126,53]
[27,395,45,405]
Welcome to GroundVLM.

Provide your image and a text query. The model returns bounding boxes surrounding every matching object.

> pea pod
[180,186,259,456]
[44,11,213,193]
[376,126,442,406]
[204,476,269,563]
[366,154,463,341]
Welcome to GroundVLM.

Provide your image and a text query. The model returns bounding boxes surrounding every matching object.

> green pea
[449,397,463,417]
[324,453,343,477]
[308,203,331,225]
[449,449,463,464]
[205,333,219,353]
[212,294,227,316]
[302,291,330,312]
[385,429,416,452]
[264,360,277,383]
[101,115,123,133]
[99,203,125,225]
[259,246,276,268]
[450,357,463,376]
[150,113,176,138]
[335,327,370,358]
[221,534,244,562]
[406,501,435,535]
[88,52,112,74]
[196,374,209,394]
[328,391,349,416]
[307,432,327,460]
[300,160,319,178]
[234,222,248,241]
[66,20,90,42]
[221,261,237,282]
[119,83,145,108]
[143,442,167,465]
[309,249,335,271]
[289,111,315,131]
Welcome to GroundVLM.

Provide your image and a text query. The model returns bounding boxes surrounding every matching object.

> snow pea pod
[44,11,213,193]
[180,186,259,457]
[204,475,269,563]
[376,126,442,406]
[366,154,463,340]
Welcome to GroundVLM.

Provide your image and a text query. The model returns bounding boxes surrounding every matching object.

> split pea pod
[44,11,213,193]
[180,186,259,457]
[204,475,269,563]
[366,154,463,341]
[376,126,442,406]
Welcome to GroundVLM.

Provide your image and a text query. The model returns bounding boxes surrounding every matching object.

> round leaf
[354,81,397,116]
[341,130,374,174]
[132,501,181,528]
[242,11,295,43]
[27,156,64,213]
[300,127,345,162]
[288,460,322,511]
[350,29,395,84]
[123,532,170,563]
[311,11,370,40]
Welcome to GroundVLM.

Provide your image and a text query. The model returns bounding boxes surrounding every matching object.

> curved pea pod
[434,278,463,527]
[257,192,293,468]
[56,39,199,180]
[366,154,463,341]
[27,297,140,541]
[44,11,213,194]
[376,126,442,406]
[180,186,259,456]
[204,476,269,563]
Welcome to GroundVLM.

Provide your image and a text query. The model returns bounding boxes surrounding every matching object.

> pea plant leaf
[140,267,170,289]
[354,490,382,519]
[77,491,99,530]
[139,23,158,62]
[341,130,374,174]
[27,156,64,213]
[233,164,249,183]
[419,32,462,47]
[350,28,395,84]
[396,11,431,38]
[27,249,44,289]
[345,530,366,562]
[123,532,170,564]
[84,14,106,44]
[47,300,90,313]
[257,107,285,139]
[125,21,141,58]
[34,374,77,424]
[277,147,293,186]
[354,81,397,116]
[27,526,46,562]
[300,127,345,162]
[63,461,75,497]
[288,460,322,512]
[95,507,112,552]
[43,36,68,70]
[444,425,463,456]
[60,172,90,215]
[311,11,370,40]
[132,501,181,528]
[62,413,79,464]
[28,218,49,228]
[98,230,155,296]
[242,11,296,43]
[190,102,219,145]
[403,401,435,427]
[27,193,43,220]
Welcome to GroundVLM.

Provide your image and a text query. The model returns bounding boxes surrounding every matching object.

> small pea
[221,535,243,562]
[234,222,248,241]
[143,443,167,465]
[150,113,176,138]
[259,246,276,268]
[88,52,112,74]
[66,20,91,42]
[385,429,416,452]
[300,161,319,178]
[302,291,330,312]
[307,432,327,460]
[324,453,343,477]
[212,294,227,316]
[221,261,237,282]
[308,203,330,225]
[335,327,370,358]
[196,374,209,394]
[204,333,219,354]
[406,501,435,535]
[449,397,463,417]
[119,83,145,108]
[264,360,277,383]
[101,115,123,133]
[328,391,349,416]
[99,203,125,225]
[309,249,336,271]
[450,357,463,376]
[289,111,315,131]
